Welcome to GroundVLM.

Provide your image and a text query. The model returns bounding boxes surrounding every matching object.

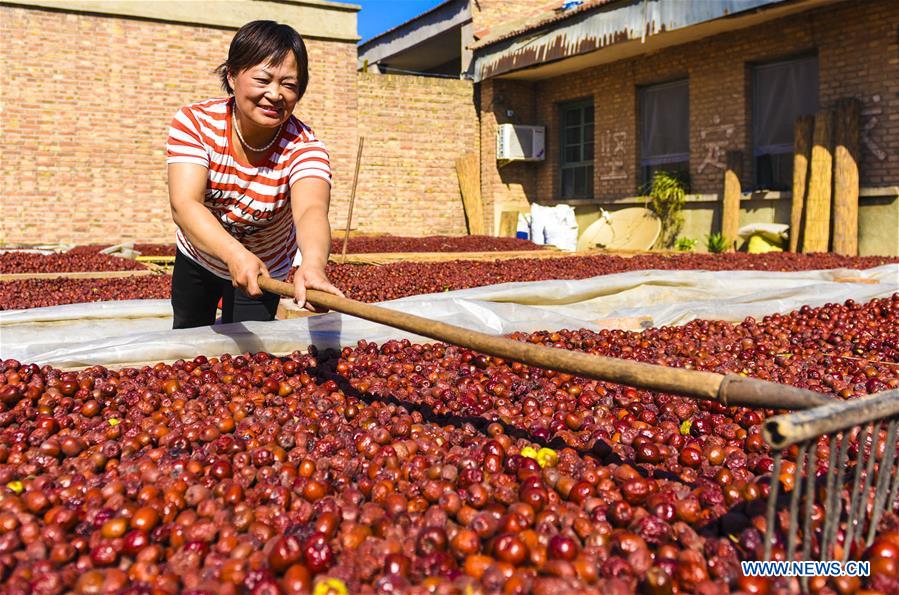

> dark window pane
[560,99,595,198]
[561,169,574,198]
[755,153,793,190]
[643,161,689,188]
[574,167,586,196]
[752,56,818,155]
[641,79,689,165]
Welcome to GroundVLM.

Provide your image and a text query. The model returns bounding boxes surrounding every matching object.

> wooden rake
[762,388,899,578]
[259,277,833,411]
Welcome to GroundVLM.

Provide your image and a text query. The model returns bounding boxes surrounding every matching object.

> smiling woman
[165,20,344,329]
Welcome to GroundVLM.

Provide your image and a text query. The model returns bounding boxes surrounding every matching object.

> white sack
[531,204,578,251]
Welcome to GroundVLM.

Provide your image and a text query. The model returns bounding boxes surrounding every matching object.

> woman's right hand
[226,248,269,297]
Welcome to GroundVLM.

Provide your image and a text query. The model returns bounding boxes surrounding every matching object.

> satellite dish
[577,207,661,252]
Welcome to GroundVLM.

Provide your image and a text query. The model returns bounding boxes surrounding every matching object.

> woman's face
[228,51,300,130]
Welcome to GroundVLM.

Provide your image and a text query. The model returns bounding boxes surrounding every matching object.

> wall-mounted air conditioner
[497,124,545,161]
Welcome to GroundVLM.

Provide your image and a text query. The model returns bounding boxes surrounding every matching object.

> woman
[166,20,343,329]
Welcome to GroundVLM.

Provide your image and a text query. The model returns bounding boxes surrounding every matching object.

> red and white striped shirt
[166,97,331,280]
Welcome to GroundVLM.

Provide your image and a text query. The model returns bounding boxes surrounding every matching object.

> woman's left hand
[292,265,345,312]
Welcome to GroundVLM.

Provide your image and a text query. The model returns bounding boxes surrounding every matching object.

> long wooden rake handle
[260,276,833,410]
[763,388,899,448]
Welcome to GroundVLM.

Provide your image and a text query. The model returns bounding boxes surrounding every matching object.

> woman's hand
[292,265,344,312]
[226,248,269,298]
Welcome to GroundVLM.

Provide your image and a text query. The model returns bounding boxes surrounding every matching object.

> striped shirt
[166,97,331,280]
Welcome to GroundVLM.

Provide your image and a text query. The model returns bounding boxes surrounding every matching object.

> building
[1,0,896,255]
[471,0,898,255]
[0,0,360,245]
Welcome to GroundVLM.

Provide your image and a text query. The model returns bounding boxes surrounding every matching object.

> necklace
[232,106,282,152]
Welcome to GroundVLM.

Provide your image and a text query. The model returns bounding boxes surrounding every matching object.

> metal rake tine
[820,433,841,561]
[802,442,818,562]
[800,442,817,592]
[787,441,808,562]
[825,432,852,560]
[867,418,898,545]
[765,451,783,562]
[852,422,881,549]
[842,424,871,564]
[888,422,899,515]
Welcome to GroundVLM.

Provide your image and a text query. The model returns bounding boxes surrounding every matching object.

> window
[640,79,689,184]
[559,100,594,199]
[752,55,818,190]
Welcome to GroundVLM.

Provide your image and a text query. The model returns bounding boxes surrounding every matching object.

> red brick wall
[471,0,557,42]
[354,74,479,236]
[479,0,898,210]
[480,79,539,231]
[0,5,357,245]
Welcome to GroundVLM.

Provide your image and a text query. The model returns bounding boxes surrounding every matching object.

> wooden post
[341,136,365,263]
[456,153,484,235]
[789,116,814,253]
[721,150,743,252]
[498,211,519,238]
[832,98,861,256]
[802,110,834,253]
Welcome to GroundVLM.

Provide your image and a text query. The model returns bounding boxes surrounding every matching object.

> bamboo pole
[832,98,861,256]
[763,389,899,449]
[340,136,365,263]
[802,110,834,253]
[789,116,814,253]
[258,276,833,411]
[721,150,743,252]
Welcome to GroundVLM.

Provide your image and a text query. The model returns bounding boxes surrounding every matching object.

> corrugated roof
[471,0,616,50]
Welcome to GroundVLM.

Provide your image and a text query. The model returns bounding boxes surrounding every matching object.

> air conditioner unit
[497,124,545,161]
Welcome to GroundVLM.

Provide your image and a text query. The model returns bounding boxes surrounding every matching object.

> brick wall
[354,74,478,236]
[479,0,899,216]
[471,0,556,42]
[480,78,539,232]
[0,5,357,245]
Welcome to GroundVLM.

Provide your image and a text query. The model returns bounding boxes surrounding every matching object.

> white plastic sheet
[1,265,896,369]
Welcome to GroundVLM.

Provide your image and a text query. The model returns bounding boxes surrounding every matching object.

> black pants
[171,250,280,329]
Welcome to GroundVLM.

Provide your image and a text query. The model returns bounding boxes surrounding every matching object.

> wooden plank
[789,115,814,252]
[721,150,743,252]
[498,211,520,238]
[832,98,861,256]
[455,153,484,235]
[0,269,153,281]
[802,110,834,253]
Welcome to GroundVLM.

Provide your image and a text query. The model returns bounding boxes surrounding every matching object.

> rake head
[760,388,899,588]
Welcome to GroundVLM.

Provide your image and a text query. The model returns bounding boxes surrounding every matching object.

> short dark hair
[216,20,309,99]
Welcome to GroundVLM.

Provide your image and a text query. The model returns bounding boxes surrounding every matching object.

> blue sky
[352,0,445,44]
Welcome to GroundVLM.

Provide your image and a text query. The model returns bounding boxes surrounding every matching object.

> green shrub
[644,171,689,249]
[706,232,729,254]
[674,237,697,252]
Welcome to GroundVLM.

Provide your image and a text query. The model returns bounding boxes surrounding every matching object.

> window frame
[558,98,595,200]
[750,53,819,190]
[638,78,690,186]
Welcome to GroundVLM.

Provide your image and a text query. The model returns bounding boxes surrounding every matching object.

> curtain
[640,79,689,166]
[752,56,818,156]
